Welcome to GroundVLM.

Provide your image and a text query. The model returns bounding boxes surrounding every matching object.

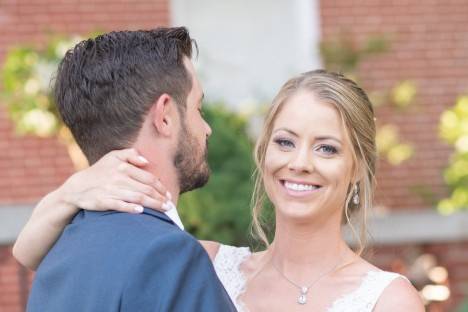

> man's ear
[150,93,177,137]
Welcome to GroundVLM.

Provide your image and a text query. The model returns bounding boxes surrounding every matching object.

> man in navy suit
[27,27,236,311]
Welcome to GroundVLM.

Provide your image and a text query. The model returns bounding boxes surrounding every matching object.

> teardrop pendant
[298,294,307,305]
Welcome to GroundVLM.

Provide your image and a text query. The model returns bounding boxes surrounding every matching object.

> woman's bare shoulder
[373,276,424,311]
[199,240,221,261]
[350,256,424,311]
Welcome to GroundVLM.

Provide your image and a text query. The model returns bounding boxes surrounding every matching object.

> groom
[27,28,236,311]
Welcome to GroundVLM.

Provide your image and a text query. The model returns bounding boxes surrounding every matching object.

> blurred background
[0,0,467,311]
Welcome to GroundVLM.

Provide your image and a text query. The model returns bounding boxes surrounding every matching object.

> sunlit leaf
[387,144,414,166]
[391,80,417,109]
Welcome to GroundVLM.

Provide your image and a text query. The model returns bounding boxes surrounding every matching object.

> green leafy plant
[456,299,468,312]
[438,96,468,213]
[178,104,255,245]
[320,33,389,76]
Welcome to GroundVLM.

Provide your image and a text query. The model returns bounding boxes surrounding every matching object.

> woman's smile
[278,178,323,198]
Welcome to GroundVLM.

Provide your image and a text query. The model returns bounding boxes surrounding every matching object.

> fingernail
[166,201,176,210]
[134,205,144,213]
[166,191,172,200]
[138,156,149,164]
[162,202,170,211]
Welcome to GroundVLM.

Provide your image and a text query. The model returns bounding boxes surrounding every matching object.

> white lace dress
[213,244,407,312]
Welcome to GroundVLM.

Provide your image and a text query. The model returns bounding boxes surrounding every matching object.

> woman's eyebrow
[273,128,298,136]
[273,128,343,144]
[315,136,342,144]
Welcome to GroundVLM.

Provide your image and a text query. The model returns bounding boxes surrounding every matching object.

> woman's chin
[275,203,322,222]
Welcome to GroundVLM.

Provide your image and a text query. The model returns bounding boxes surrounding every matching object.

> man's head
[54,27,212,194]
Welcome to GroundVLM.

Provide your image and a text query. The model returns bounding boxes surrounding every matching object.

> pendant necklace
[271,251,345,305]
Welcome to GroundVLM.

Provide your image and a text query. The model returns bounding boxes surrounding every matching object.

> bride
[14,70,424,311]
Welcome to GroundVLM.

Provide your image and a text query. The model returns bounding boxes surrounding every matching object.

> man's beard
[174,123,211,194]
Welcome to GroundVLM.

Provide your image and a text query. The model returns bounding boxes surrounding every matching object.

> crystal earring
[352,184,360,205]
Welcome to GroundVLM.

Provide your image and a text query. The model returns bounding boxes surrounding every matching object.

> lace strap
[328,271,407,312]
[213,244,251,311]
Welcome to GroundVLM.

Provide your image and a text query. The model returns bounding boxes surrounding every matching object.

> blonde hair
[251,70,377,255]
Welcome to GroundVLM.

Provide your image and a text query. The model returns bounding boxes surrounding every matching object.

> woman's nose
[287,146,313,173]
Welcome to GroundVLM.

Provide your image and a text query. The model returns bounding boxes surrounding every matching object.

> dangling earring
[352,184,360,205]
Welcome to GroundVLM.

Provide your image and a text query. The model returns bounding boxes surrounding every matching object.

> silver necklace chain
[271,251,345,305]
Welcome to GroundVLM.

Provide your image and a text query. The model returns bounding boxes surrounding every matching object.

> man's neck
[133,140,181,205]
[144,160,180,205]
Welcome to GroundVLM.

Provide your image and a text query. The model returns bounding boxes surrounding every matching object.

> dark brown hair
[54,27,196,164]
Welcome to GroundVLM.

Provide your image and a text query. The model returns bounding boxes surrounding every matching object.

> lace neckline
[214,245,403,312]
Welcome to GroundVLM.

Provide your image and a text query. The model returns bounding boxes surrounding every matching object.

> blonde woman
[14,70,424,311]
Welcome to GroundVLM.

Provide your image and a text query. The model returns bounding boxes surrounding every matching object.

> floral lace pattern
[326,270,406,311]
[213,244,251,311]
[213,245,405,312]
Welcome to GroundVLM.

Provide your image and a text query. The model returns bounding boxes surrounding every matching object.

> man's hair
[54,27,196,164]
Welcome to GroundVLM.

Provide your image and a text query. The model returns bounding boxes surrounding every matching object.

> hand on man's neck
[133,127,181,205]
[131,91,184,205]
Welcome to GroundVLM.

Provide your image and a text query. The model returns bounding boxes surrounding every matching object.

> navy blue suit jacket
[27,208,236,312]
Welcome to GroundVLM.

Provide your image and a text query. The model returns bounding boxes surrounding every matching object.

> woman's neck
[267,212,351,285]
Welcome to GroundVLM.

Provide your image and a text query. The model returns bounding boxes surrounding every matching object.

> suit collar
[73,208,178,229]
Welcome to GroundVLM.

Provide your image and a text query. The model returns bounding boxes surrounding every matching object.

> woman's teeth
[284,181,319,192]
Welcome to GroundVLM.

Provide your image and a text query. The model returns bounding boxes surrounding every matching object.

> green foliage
[391,80,417,109]
[1,33,103,169]
[1,35,84,137]
[178,104,255,245]
[320,34,389,75]
[320,33,416,166]
[457,299,468,312]
[438,96,468,213]
[375,125,414,166]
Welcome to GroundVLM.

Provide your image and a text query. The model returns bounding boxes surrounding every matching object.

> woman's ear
[351,162,365,185]
[150,93,177,137]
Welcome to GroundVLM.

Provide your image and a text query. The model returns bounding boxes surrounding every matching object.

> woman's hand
[61,148,171,214]
[13,148,171,270]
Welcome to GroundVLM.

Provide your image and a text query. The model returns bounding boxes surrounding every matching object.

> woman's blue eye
[317,145,338,155]
[274,138,294,148]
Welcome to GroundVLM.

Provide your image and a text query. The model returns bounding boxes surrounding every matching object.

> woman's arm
[13,185,79,270]
[199,240,221,261]
[13,149,170,270]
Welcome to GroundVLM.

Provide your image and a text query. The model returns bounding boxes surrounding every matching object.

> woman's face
[263,90,355,223]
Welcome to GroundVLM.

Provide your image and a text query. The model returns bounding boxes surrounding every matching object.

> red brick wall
[320,1,468,309]
[0,1,169,310]
[0,246,33,312]
[369,242,468,311]
[320,0,468,210]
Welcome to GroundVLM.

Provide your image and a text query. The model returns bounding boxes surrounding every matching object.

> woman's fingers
[117,162,154,185]
[111,175,166,201]
[112,190,168,212]
[105,149,171,199]
[98,198,145,214]
[127,154,150,168]
[154,179,171,200]
[68,148,172,214]
[115,163,169,199]
[110,148,150,168]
